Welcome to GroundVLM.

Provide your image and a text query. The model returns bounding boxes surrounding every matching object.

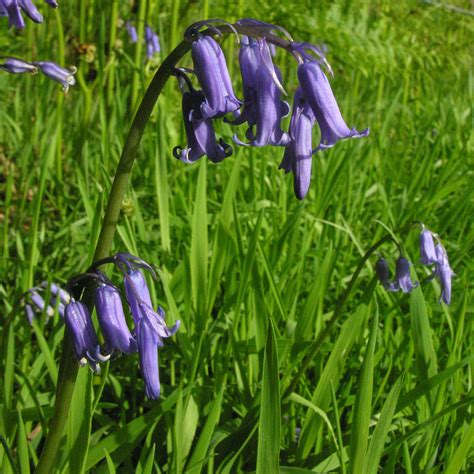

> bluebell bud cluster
[125,20,161,60]
[375,224,454,304]
[172,19,369,199]
[25,253,180,399]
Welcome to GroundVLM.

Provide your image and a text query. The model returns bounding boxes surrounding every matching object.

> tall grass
[1,0,472,472]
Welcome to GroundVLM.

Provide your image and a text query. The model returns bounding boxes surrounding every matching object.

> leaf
[349,305,378,474]
[444,420,474,474]
[256,320,281,474]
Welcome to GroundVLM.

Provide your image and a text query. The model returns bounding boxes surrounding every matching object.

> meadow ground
[0,0,473,472]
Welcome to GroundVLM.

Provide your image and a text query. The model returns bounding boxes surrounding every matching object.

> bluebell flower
[191,35,241,118]
[375,257,391,290]
[0,57,38,74]
[297,60,369,150]
[123,266,180,399]
[232,37,290,147]
[173,85,233,163]
[1,0,56,28]
[24,282,69,323]
[279,87,316,199]
[145,25,160,58]
[95,283,137,354]
[64,300,110,372]
[27,289,54,318]
[126,20,138,43]
[389,257,418,293]
[419,229,437,265]
[33,61,76,91]
[435,244,454,304]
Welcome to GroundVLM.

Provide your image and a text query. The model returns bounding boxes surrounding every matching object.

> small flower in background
[434,244,454,305]
[419,229,437,265]
[375,257,391,290]
[33,61,77,92]
[64,300,110,372]
[279,88,316,199]
[23,281,70,323]
[389,257,418,293]
[126,20,138,43]
[191,34,241,118]
[0,0,58,29]
[145,25,160,59]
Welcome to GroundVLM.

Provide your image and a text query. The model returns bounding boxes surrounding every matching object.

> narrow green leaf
[30,320,58,384]
[445,420,474,474]
[256,320,281,474]
[187,376,227,473]
[365,376,403,474]
[349,306,378,474]
[142,443,156,474]
[67,367,93,474]
[16,411,30,474]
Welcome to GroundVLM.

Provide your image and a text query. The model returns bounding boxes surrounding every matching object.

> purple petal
[0,58,37,74]
[95,284,137,353]
[419,230,437,265]
[389,257,418,293]
[435,245,454,304]
[136,318,161,399]
[18,0,42,22]
[297,61,369,150]
[124,270,153,325]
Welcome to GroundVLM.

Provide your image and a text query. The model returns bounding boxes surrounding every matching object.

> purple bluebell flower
[297,60,369,150]
[64,300,110,372]
[46,281,71,305]
[232,38,290,147]
[145,25,160,58]
[33,61,76,91]
[122,265,180,399]
[375,257,391,290]
[419,229,437,265]
[25,304,35,324]
[191,35,241,118]
[44,0,58,7]
[126,20,138,43]
[18,0,42,23]
[1,0,25,28]
[389,257,418,293]
[435,244,454,304]
[173,86,233,163]
[95,283,137,354]
[279,88,316,199]
[0,57,38,74]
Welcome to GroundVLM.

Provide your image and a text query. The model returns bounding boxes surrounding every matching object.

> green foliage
[0,0,472,472]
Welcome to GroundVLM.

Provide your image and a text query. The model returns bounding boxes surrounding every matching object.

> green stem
[35,38,191,474]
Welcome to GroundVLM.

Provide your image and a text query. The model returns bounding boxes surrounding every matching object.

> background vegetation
[0,0,472,472]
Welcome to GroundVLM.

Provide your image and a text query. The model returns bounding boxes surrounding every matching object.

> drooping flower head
[33,61,77,91]
[1,0,58,28]
[23,281,70,323]
[293,44,369,151]
[389,256,418,293]
[232,37,290,147]
[279,87,316,199]
[419,229,437,265]
[173,70,233,163]
[114,253,180,399]
[375,257,391,290]
[64,299,110,372]
[190,34,241,118]
[0,57,38,74]
[435,244,454,305]
[94,273,137,354]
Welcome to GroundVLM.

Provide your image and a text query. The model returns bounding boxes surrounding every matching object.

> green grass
[1,0,473,472]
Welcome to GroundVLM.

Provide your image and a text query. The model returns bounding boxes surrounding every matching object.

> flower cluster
[376,224,454,304]
[0,0,57,29]
[26,253,180,399]
[125,20,161,59]
[23,281,70,324]
[0,57,76,91]
[173,19,369,199]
